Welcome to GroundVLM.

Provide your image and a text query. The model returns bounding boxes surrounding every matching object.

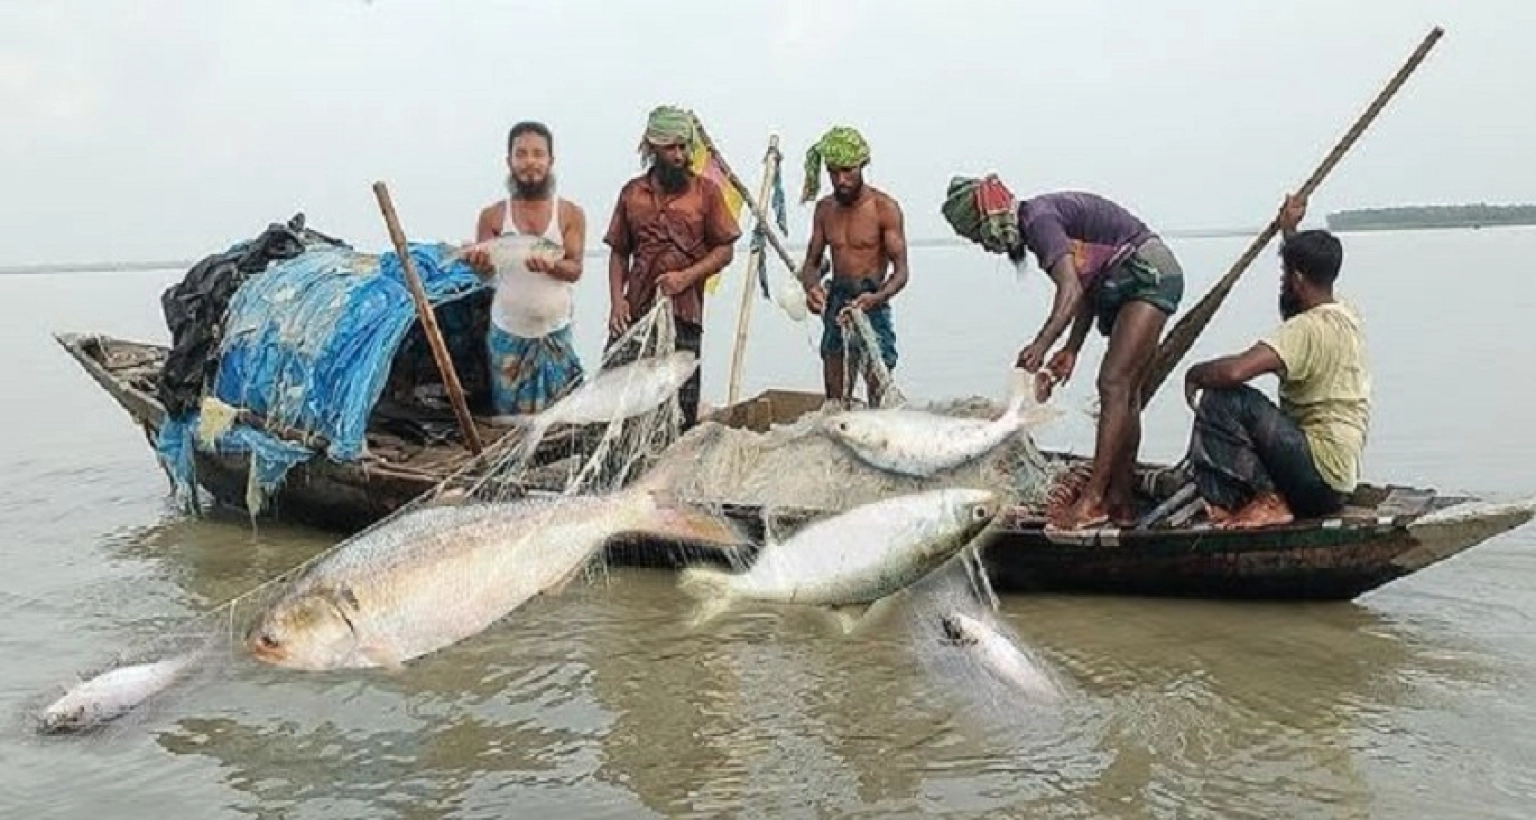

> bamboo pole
[1140,26,1445,407]
[371,181,484,455]
[690,113,799,275]
[726,136,784,406]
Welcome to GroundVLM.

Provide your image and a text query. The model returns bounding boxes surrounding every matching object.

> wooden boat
[56,331,1536,601]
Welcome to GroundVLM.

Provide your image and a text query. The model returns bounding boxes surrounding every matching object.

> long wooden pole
[371,181,484,455]
[1140,26,1445,407]
[726,136,784,406]
[690,113,799,275]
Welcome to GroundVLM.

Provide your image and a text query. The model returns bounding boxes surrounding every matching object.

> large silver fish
[819,369,1061,478]
[38,650,203,734]
[246,469,742,671]
[678,488,1000,628]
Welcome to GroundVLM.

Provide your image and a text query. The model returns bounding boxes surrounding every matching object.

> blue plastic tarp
[154,241,487,510]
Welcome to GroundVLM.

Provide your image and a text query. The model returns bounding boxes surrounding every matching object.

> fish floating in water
[246,467,743,671]
[38,650,204,734]
[940,612,1062,703]
[679,488,1000,631]
[819,369,1062,478]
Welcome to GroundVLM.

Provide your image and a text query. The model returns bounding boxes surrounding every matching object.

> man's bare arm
[685,243,735,287]
[1030,256,1086,351]
[798,200,829,290]
[1187,342,1286,389]
[542,201,585,283]
[871,196,910,305]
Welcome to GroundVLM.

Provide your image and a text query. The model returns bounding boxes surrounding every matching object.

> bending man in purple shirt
[943,175,1184,530]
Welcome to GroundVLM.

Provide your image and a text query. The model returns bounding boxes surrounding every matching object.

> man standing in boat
[942,176,1185,530]
[797,126,910,407]
[603,105,741,428]
[1181,194,1371,529]
[463,121,587,416]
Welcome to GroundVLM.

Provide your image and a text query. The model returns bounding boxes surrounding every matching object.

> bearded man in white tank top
[464,122,587,416]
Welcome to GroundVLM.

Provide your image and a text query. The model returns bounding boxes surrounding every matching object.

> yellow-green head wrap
[639,105,698,158]
[801,126,870,204]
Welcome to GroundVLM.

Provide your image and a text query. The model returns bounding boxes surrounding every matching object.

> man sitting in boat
[942,176,1185,530]
[1181,194,1372,529]
[463,121,587,416]
[797,125,910,407]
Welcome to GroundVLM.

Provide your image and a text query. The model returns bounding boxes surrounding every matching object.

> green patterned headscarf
[640,105,697,155]
[942,174,1020,254]
[801,126,871,203]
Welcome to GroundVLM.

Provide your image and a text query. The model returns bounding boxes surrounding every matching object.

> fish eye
[257,633,281,650]
[971,506,990,522]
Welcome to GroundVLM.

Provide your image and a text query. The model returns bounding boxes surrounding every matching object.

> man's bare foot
[1056,495,1112,530]
[1205,502,1235,526]
[1217,493,1294,530]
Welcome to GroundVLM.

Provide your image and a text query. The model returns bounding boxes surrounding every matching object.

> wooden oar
[372,181,484,456]
[727,135,784,406]
[1140,26,1445,407]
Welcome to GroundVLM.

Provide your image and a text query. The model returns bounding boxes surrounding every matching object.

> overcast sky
[3,0,1531,266]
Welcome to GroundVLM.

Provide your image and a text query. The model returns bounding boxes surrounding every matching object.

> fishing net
[838,307,906,409]
[39,297,704,733]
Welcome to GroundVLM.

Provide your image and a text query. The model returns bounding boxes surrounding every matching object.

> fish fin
[826,593,907,637]
[1005,367,1064,428]
[683,595,735,631]
[632,500,748,548]
[679,566,746,628]
[677,566,736,601]
[357,643,407,671]
[824,604,871,636]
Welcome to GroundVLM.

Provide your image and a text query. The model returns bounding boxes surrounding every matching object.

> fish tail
[677,568,738,628]
[631,500,747,548]
[677,566,735,600]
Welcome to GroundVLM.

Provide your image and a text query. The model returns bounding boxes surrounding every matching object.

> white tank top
[489,196,574,338]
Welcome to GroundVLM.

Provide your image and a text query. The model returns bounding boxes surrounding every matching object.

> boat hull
[55,332,1536,600]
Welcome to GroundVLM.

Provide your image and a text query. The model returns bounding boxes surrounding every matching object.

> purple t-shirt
[1018,192,1153,288]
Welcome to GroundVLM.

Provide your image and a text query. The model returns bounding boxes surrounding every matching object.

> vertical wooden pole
[726,136,783,406]
[372,181,484,455]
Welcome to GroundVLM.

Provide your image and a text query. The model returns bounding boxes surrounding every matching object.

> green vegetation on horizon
[1327,203,1536,232]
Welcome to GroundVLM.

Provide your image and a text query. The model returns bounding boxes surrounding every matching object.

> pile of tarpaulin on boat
[154,217,488,513]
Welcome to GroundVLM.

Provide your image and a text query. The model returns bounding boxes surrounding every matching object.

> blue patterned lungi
[487,323,584,416]
[820,276,898,370]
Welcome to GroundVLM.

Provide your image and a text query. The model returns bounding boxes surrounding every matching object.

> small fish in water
[679,488,1000,631]
[246,465,742,671]
[940,612,1062,703]
[39,651,203,734]
[819,369,1061,478]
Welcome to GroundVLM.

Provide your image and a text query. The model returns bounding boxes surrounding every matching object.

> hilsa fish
[940,612,1063,704]
[819,369,1062,478]
[679,488,1000,631]
[488,349,700,468]
[38,650,204,734]
[245,465,743,671]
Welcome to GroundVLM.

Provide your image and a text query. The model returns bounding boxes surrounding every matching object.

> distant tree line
[1326,204,1536,231]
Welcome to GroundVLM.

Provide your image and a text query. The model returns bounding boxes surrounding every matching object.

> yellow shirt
[1261,302,1372,492]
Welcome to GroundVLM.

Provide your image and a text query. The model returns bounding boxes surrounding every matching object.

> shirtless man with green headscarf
[796,125,911,406]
